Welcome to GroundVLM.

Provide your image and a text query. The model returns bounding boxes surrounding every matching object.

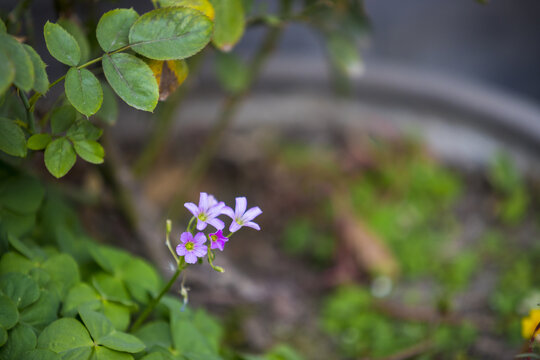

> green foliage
[102,53,159,112]
[0,117,27,157]
[0,33,34,92]
[129,7,214,60]
[44,138,77,178]
[65,68,103,117]
[215,52,249,93]
[57,18,91,64]
[209,0,245,51]
[22,45,49,95]
[488,152,528,224]
[27,134,52,151]
[0,50,15,96]
[96,9,139,52]
[282,217,334,265]
[43,22,81,67]
[321,286,476,358]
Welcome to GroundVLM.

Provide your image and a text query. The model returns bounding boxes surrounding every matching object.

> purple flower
[222,197,262,233]
[184,192,225,231]
[176,232,207,264]
[208,230,229,251]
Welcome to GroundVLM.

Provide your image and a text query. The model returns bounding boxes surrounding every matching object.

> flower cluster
[175,192,262,265]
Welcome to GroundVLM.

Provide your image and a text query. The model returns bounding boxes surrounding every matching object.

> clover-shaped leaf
[0,272,40,309]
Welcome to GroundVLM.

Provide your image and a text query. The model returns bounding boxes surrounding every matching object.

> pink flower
[184,192,225,231]
[176,232,207,264]
[208,230,229,251]
[222,197,262,233]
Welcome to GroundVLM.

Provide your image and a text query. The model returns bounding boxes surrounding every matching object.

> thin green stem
[130,263,185,333]
[187,216,196,234]
[165,219,179,264]
[18,90,36,133]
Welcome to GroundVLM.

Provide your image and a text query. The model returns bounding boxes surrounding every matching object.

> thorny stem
[130,262,185,333]
[168,23,286,218]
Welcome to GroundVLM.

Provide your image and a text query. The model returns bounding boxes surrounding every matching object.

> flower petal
[193,245,207,257]
[242,206,262,222]
[176,244,186,256]
[208,202,225,216]
[211,241,225,251]
[208,194,218,207]
[184,202,200,216]
[221,206,235,219]
[180,231,192,243]
[235,197,247,217]
[199,192,209,210]
[206,217,225,230]
[184,252,197,264]
[229,221,242,233]
[196,219,207,231]
[193,232,207,245]
[244,221,261,231]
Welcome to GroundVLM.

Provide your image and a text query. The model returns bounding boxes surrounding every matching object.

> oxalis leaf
[43,21,81,66]
[209,0,245,52]
[44,137,76,178]
[37,318,93,359]
[65,67,103,116]
[0,117,27,157]
[0,33,34,92]
[0,293,19,330]
[0,323,37,359]
[0,272,40,309]
[96,8,139,52]
[128,7,213,60]
[79,308,145,353]
[102,53,158,112]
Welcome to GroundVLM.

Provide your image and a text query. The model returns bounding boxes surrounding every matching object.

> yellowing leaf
[146,59,189,101]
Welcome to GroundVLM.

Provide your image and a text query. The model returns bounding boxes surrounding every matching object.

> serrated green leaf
[23,349,61,360]
[42,254,80,299]
[65,67,103,116]
[0,272,40,309]
[57,18,90,63]
[23,44,49,94]
[20,290,59,329]
[0,325,6,347]
[209,0,245,51]
[159,0,215,20]
[0,323,37,359]
[43,21,81,66]
[27,134,52,150]
[0,175,44,214]
[0,117,26,157]
[66,119,102,142]
[95,83,118,125]
[0,293,19,329]
[102,53,158,111]
[37,318,93,357]
[50,105,77,134]
[0,33,34,92]
[215,51,248,93]
[96,8,139,52]
[73,140,104,164]
[0,252,34,275]
[129,7,213,60]
[44,138,76,178]
[0,48,15,96]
